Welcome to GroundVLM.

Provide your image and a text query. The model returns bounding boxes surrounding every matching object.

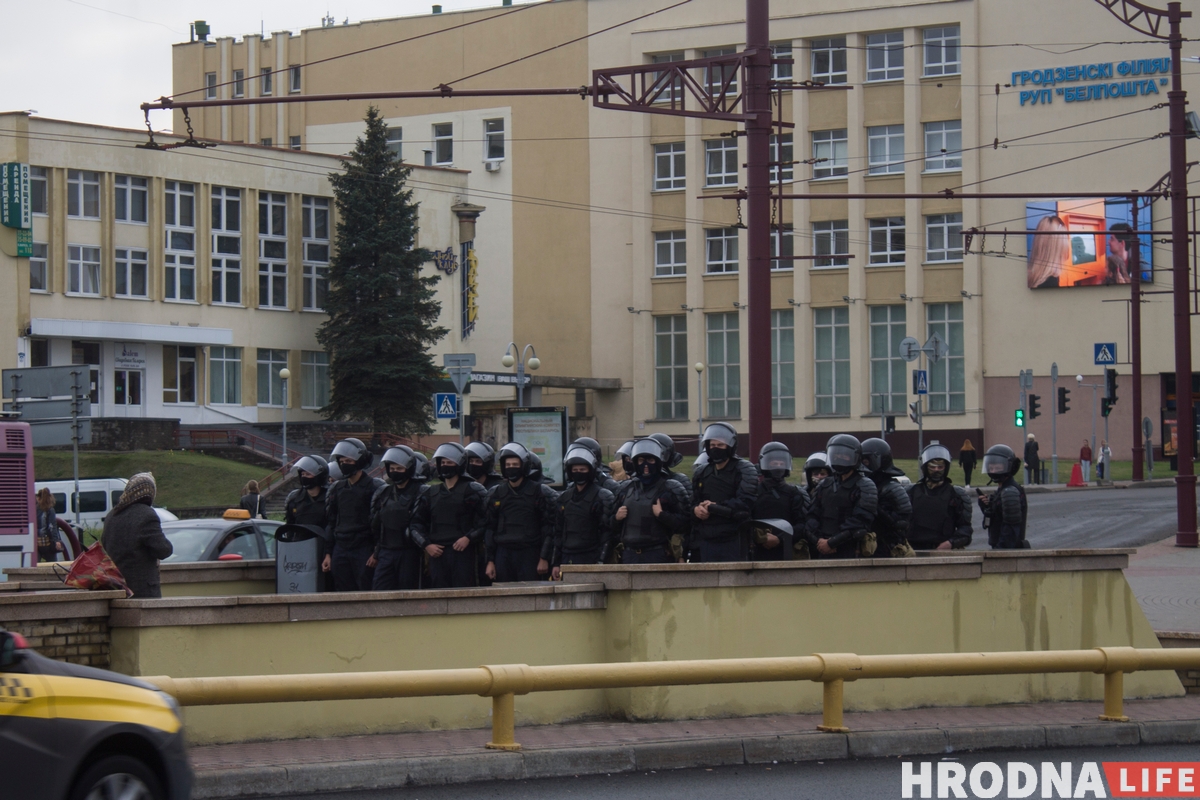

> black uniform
[485,479,557,582]
[369,481,426,590]
[325,473,386,590]
[285,485,332,591]
[664,468,693,505]
[613,476,690,563]
[554,482,616,568]
[981,478,1027,549]
[690,458,759,562]
[749,477,807,560]
[907,480,973,550]
[870,474,913,558]
[410,478,488,588]
[805,471,879,558]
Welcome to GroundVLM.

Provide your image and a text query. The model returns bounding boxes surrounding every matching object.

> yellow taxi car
[0,628,191,800]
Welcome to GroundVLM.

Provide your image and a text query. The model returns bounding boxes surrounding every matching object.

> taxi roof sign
[223,508,252,520]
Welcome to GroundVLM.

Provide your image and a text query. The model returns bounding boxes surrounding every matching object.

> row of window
[652,213,963,277]
[653,302,965,420]
[382,120,506,166]
[206,65,301,99]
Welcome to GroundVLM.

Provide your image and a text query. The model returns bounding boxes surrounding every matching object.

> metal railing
[176,428,308,494]
[146,646,1200,751]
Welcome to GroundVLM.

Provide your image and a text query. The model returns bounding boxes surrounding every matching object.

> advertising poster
[1026,197,1152,289]
[507,407,569,487]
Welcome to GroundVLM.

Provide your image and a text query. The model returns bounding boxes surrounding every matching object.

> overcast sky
[9,0,490,131]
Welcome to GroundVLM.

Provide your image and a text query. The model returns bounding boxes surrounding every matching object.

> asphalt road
[261,744,1197,799]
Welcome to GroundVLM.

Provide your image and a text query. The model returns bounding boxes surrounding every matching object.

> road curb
[189,719,1200,799]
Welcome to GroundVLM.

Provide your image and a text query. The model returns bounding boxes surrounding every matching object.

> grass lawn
[34,450,271,509]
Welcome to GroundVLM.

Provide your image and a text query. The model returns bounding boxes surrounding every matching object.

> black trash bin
[274,524,324,594]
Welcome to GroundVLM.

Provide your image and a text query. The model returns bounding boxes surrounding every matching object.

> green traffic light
[1015,408,1025,427]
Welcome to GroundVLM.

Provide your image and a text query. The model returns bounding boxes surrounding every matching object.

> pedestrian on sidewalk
[1023,434,1040,485]
[1079,440,1093,483]
[35,488,63,563]
[239,480,265,519]
[1097,439,1112,480]
[101,473,173,598]
[958,439,976,487]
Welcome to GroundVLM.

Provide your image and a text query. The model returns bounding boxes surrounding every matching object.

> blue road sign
[434,392,458,419]
[1094,343,1117,365]
[913,369,929,395]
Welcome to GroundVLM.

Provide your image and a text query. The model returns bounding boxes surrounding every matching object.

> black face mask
[466,462,488,479]
[764,468,788,481]
[387,469,409,485]
[570,471,592,486]
[437,464,460,479]
[708,445,731,464]
[503,466,525,481]
[338,461,360,478]
[299,474,323,489]
[637,460,661,485]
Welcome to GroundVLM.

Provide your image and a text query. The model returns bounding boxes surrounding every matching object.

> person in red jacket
[1079,440,1093,483]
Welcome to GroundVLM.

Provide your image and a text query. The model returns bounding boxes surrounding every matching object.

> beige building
[160,0,1200,459]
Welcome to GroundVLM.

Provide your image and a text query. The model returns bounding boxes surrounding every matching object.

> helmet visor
[498,442,531,463]
[827,444,860,469]
[630,439,664,461]
[330,441,363,462]
[293,455,326,476]
[381,448,415,470]
[432,443,466,466]
[563,445,597,469]
[701,424,736,448]
[760,452,791,472]
[983,454,1012,476]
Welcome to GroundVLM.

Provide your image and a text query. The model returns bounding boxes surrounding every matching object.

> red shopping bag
[55,543,133,597]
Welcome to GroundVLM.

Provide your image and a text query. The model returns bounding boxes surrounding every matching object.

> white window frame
[810,37,848,84]
[705,138,738,187]
[260,67,273,95]
[926,302,965,412]
[654,315,688,420]
[433,123,453,165]
[813,220,850,268]
[706,312,741,419]
[210,346,242,405]
[923,26,961,77]
[114,175,148,224]
[212,186,242,306]
[770,133,793,183]
[814,306,850,416]
[289,65,301,93]
[289,136,301,151]
[302,196,330,311]
[205,72,217,99]
[702,47,738,96]
[162,345,198,405]
[770,225,794,271]
[869,217,906,266]
[258,192,288,309]
[67,169,100,219]
[484,119,505,161]
[30,166,48,216]
[232,69,245,97]
[67,245,101,297]
[164,181,197,302]
[654,230,686,277]
[257,349,289,407]
[770,42,793,81]
[386,127,403,159]
[869,304,907,414]
[811,129,849,180]
[114,248,149,299]
[301,350,330,409]
[924,120,963,172]
[705,227,739,274]
[650,51,684,104]
[866,30,905,82]
[30,242,48,292]
[926,213,964,263]
[653,141,686,191]
[867,124,905,175]
[771,309,795,418]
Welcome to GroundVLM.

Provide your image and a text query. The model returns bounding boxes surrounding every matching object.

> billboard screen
[1026,197,1152,289]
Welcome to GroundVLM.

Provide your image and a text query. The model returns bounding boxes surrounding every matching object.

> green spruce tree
[317,106,446,435]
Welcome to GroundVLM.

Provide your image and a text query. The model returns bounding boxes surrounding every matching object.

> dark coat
[239,493,265,519]
[100,502,173,598]
[1023,440,1040,467]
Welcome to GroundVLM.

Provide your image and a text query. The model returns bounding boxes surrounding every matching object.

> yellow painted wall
[161,580,274,597]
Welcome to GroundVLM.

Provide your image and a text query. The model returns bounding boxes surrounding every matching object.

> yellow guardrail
[145,646,1200,751]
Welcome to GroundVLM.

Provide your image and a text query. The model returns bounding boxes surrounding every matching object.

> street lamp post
[502,343,540,407]
[694,363,706,441]
[279,367,291,470]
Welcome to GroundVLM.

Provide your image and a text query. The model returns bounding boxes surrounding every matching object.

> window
[866,31,904,82]
[205,72,217,99]
[923,26,960,77]
[814,306,850,415]
[771,309,795,417]
[233,69,244,97]
[289,136,301,150]
[654,230,686,277]
[30,167,47,215]
[703,47,738,96]
[113,369,142,406]
[867,125,905,175]
[259,192,288,309]
[114,248,148,298]
[30,339,49,367]
[813,220,850,267]
[257,349,289,406]
[162,345,197,404]
[433,123,453,165]
[164,181,196,301]
[386,127,402,159]
[654,315,688,420]
[810,37,848,84]
[484,119,505,161]
[30,242,48,292]
[926,213,964,263]
[114,175,148,223]
[654,142,686,191]
[67,245,101,296]
[289,65,301,93]
[924,120,962,172]
[69,339,99,404]
[302,196,330,311]
[651,51,684,103]
[770,226,793,270]
[260,138,273,148]
[811,129,849,179]
[260,67,273,95]
[769,133,793,183]
[707,312,741,419]
[771,42,793,81]
[869,218,906,265]
[301,351,330,409]
[869,305,907,414]
[705,138,738,187]
[210,346,241,405]
[705,227,739,273]
[212,186,242,305]
[67,169,100,219]
[926,303,965,412]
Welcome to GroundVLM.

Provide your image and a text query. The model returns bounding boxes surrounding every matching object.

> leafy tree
[317,106,446,435]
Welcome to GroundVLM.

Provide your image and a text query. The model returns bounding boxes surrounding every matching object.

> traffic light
[1101,397,1113,417]
[1028,393,1041,420]
[1057,386,1071,414]
[908,402,920,424]
[1105,368,1118,404]
[1015,408,1025,427]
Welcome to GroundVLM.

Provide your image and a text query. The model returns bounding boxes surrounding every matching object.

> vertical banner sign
[15,229,32,258]
[1,163,31,230]
[507,406,569,487]
[461,242,478,339]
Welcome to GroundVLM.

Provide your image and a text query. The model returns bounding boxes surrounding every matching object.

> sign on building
[507,406,569,487]
[1,163,31,230]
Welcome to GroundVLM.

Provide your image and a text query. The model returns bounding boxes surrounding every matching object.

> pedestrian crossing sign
[1094,343,1116,365]
[913,369,928,395]
[434,392,458,419]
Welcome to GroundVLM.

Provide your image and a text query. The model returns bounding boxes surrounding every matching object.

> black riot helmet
[616,440,636,478]
[861,438,905,477]
[327,460,344,482]
[411,452,433,483]
[498,442,532,481]
[692,451,709,473]
[825,434,863,475]
[701,423,738,462]
[528,452,545,483]
[330,438,372,474]
[293,454,330,488]
[919,441,953,481]
[649,433,684,468]
[982,444,1021,481]
[758,442,793,480]
[464,441,496,479]
[564,445,598,485]
[381,446,416,484]
[432,442,468,479]
[630,437,666,483]
[572,437,604,464]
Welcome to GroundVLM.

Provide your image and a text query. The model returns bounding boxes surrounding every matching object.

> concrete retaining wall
[1158,631,1200,694]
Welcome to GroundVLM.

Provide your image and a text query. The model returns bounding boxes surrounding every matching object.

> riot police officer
[552,445,616,578]
[907,441,973,551]
[803,452,830,493]
[484,442,557,582]
[612,438,690,563]
[465,441,504,490]
[861,438,913,558]
[325,438,386,590]
[649,433,693,503]
[750,442,807,560]
[691,423,758,562]
[614,440,636,483]
[805,435,878,559]
[286,454,333,584]
[410,442,488,588]
[571,437,622,493]
[979,444,1028,549]
[369,447,426,590]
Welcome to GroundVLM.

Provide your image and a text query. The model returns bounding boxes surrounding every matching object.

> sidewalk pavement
[1126,533,1200,634]
[1020,478,1175,494]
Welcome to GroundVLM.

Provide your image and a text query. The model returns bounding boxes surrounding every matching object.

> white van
[34,478,179,530]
